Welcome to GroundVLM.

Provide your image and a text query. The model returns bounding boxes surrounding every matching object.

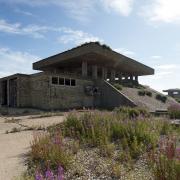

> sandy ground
[0,114,65,180]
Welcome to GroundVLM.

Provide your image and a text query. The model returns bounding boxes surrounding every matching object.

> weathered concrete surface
[96,81,136,109]
[0,114,65,180]
[121,86,177,112]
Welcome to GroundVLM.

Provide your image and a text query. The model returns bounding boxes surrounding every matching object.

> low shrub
[115,107,150,119]
[138,90,146,96]
[64,110,158,161]
[28,132,72,174]
[113,83,123,91]
[168,103,180,119]
[156,94,167,103]
[148,136,180,180]
[138,90,152,97]
[146,91,152,97]
[27,110,178,179]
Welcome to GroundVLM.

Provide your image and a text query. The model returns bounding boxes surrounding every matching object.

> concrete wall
[97,81,136,109]
[18,72,94,110]
[18,76,31,107]
[0,73,137,110]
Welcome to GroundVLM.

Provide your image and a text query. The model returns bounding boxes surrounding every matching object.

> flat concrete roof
[163,88,180,92]
[33,42,154,76]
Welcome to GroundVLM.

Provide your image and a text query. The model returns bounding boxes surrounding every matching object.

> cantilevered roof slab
[33,42,154,76]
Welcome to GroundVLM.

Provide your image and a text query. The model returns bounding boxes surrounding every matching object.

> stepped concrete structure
[0,42,158,111]
[163,89,180,100]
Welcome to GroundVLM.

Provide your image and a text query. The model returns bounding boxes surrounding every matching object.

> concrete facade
[0,42,154,110]
[163,89,180,100]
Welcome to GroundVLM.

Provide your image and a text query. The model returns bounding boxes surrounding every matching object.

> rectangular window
[52,77,58,85]
[65,78,71,86]
[71,79,76,86]
[59,78,65,85]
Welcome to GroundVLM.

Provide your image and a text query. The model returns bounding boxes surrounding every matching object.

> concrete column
[125,75,128,81]
[135,76,138,82]
[118,73,122,83]
[92,65,98,79]
[82,61,87,77]
[102,67,107,80]
[110,69,116,82]
[130,75,133,81]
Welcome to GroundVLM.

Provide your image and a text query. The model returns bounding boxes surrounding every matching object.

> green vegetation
[148,137,180,180]
[168,103,180,119]
[113,83,123,91]
[138,90,152,97]
[138,90,146,96]
[26,108,180,179]
[156,94,167,103]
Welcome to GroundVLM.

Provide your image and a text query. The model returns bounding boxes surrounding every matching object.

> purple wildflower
[176,147,180,161]
[45,169,54,180]
[57,165,64,180]
[35,170,43,180]
[53,133,62,146]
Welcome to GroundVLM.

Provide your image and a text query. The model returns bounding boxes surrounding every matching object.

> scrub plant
[168,103,180,119]
[28,132,72,175]
[27,108,177,179]
[148,136,180,180]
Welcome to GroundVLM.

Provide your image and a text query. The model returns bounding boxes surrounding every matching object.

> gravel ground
[0,114,65,180]
[65,148,153,180]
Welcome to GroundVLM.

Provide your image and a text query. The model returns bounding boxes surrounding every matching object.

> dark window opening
[71,79,76,86]
[59,78,65,85]
[65,78,71,86]
[52,77,58,84]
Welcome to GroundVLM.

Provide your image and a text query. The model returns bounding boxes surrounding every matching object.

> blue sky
[0,0,180,92]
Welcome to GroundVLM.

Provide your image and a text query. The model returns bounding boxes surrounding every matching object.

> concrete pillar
[82,61,87,77]
[118,73,122,83]
[92,65,98,79]
[125,75,128,81]
[130,75,133,81]
[102,67,107,80]
[135,76,138,82]
[110,69,116,82]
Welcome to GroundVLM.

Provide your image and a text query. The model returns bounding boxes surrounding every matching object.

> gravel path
[0,114,65,180]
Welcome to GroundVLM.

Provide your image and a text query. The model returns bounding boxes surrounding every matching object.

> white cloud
[141,0,180,23]
[156,64,180,70]
[140,62,180,92]
[0,19,57,38]
[101,0,134,16]
[151,55,162,59]
[0,47,39,77]
[14,8,35,17]
[0,19,103,45]
[0,0,134,21]
[114,48,135,57]
[58,27,103,45]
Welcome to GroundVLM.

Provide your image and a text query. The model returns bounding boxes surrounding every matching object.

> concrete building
[163,89,180,100]
[0,42,154,110]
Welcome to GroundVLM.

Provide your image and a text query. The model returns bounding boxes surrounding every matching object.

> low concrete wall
[98,81,136,109]
[25,72,94,110]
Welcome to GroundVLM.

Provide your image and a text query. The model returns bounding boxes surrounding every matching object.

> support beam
[102,67,107,80]
[82,61,87,77]
[92,65,98,79]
